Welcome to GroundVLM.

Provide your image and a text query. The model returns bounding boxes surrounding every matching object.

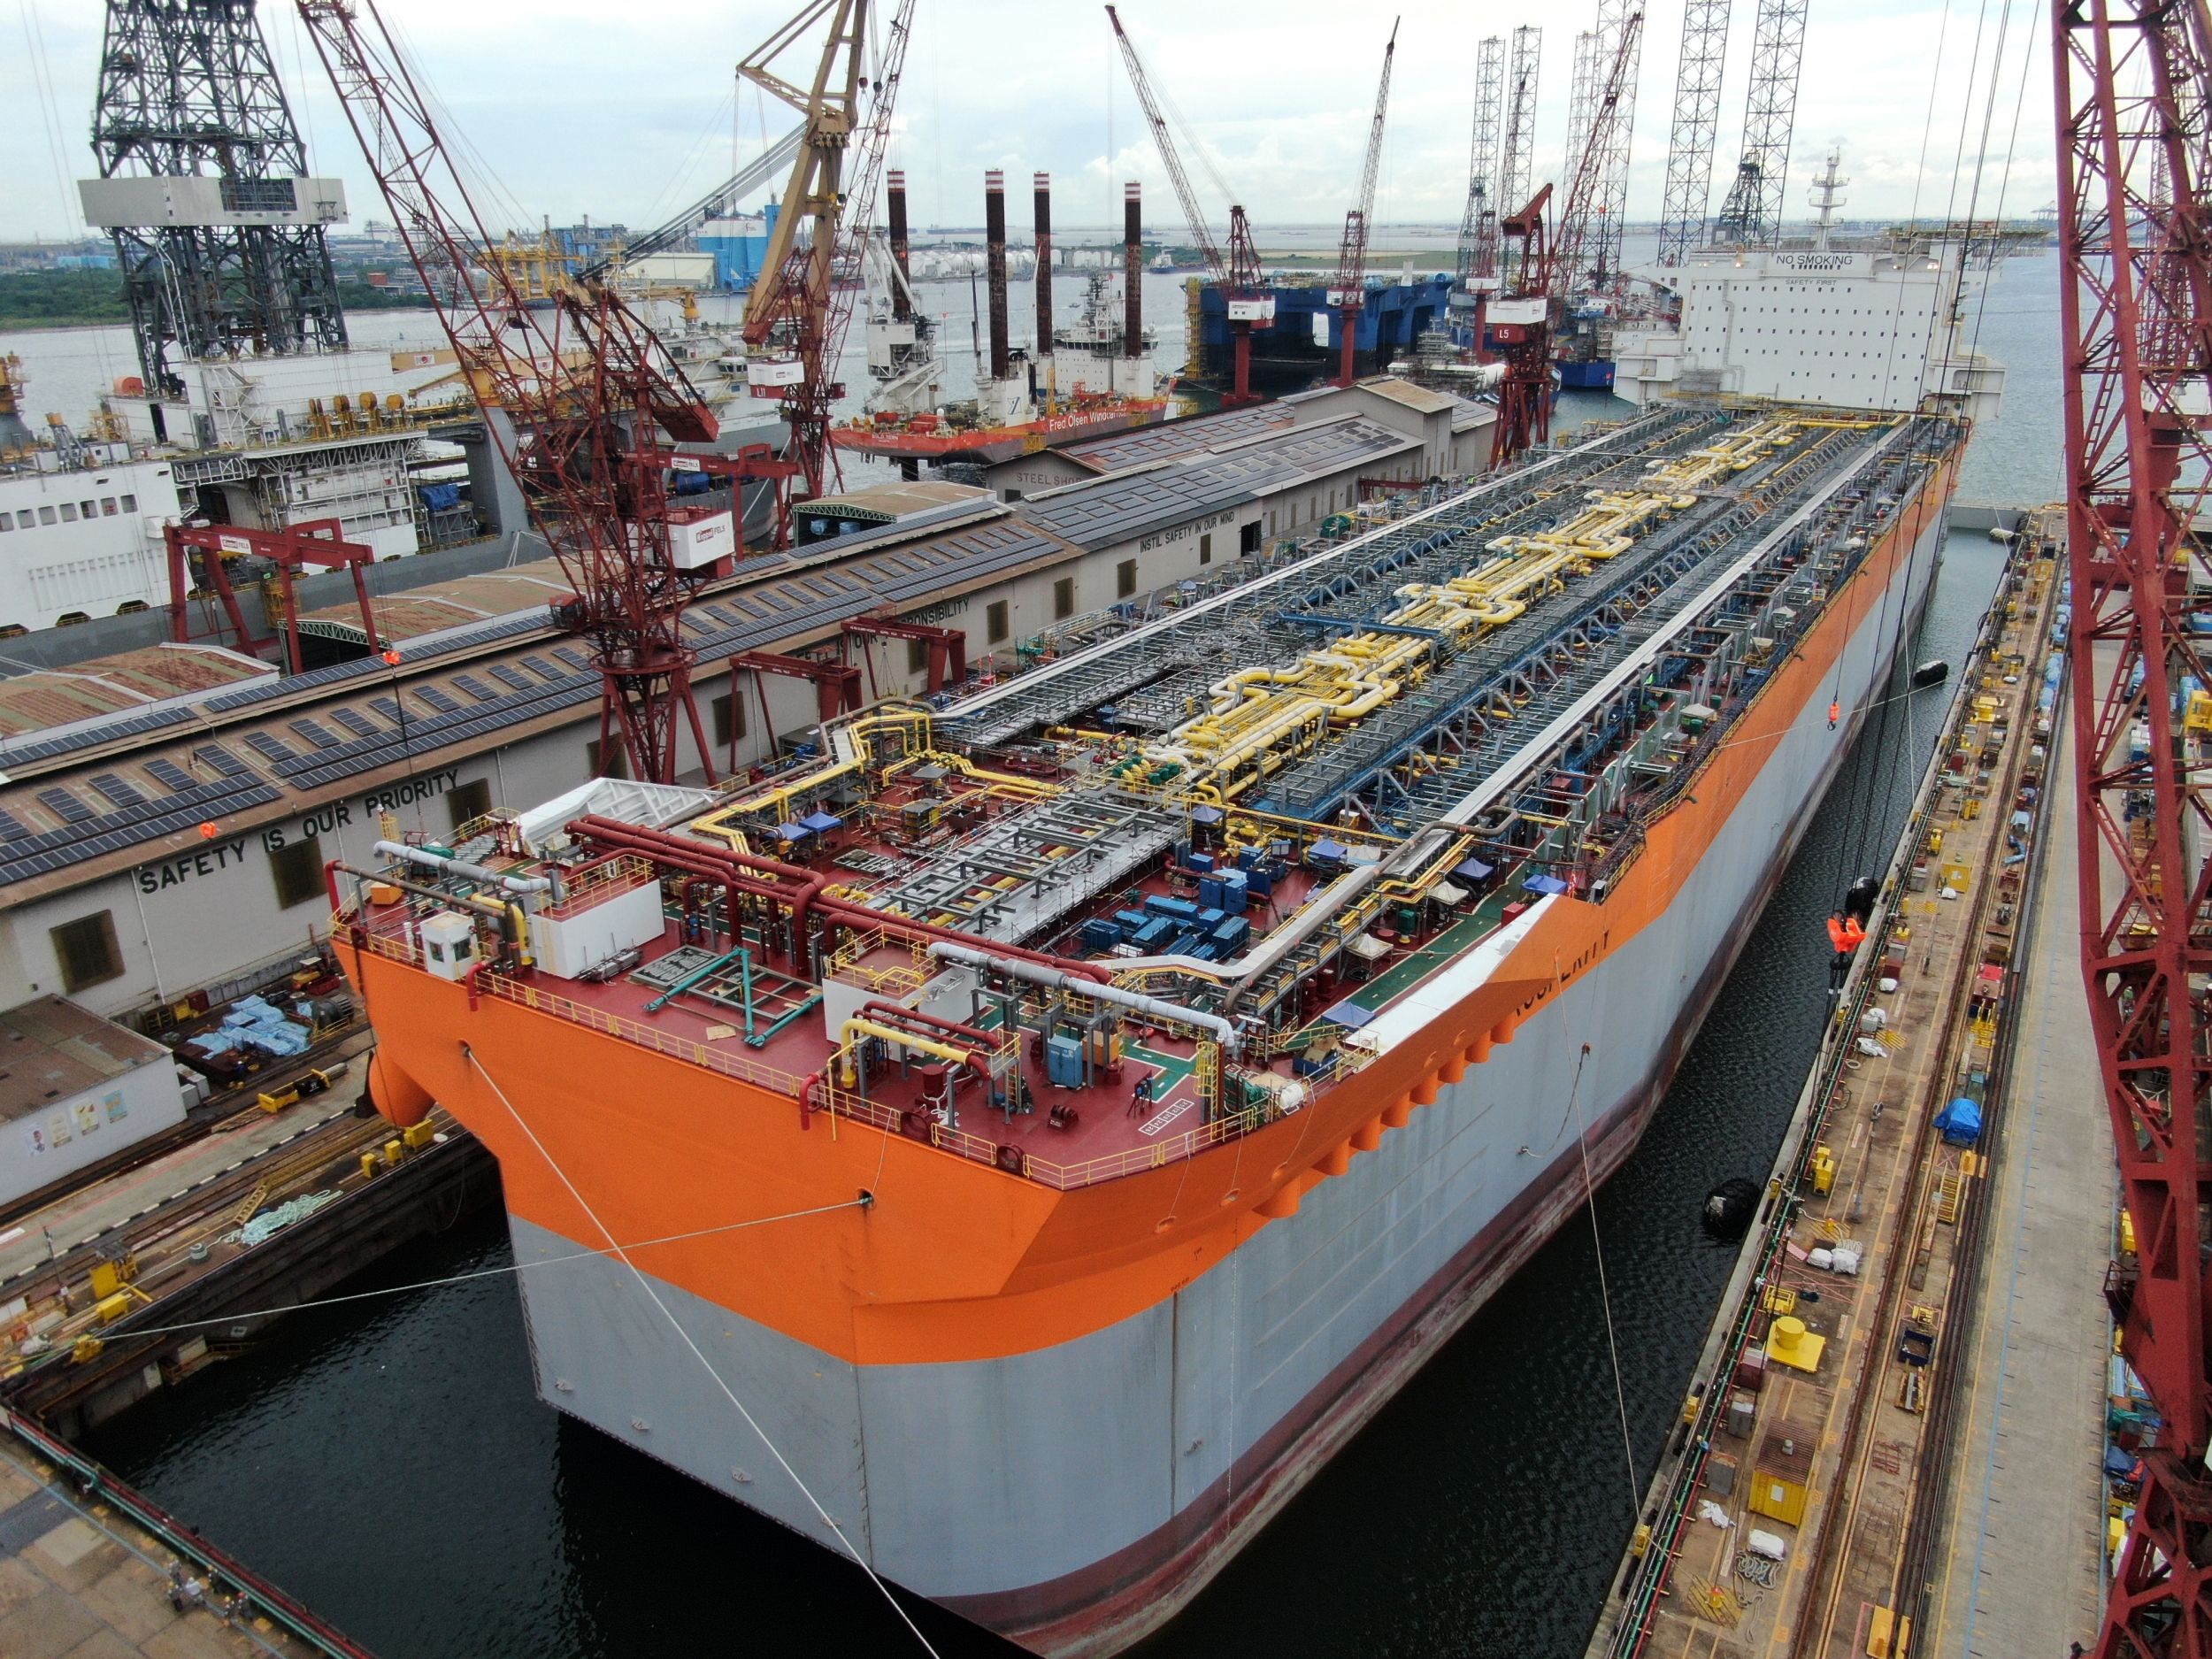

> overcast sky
[3,0,2052,246]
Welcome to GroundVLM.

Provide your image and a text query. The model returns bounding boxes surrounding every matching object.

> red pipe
[861,999,1001,1052]
[573,813,1110,984]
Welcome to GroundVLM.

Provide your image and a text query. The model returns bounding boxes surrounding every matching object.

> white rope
[1566,1040,1641,1525]
[464,1045,941,1659]
[62,1198,868,1345]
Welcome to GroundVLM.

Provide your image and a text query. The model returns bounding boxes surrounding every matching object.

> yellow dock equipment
[1747,1425,1816,1528]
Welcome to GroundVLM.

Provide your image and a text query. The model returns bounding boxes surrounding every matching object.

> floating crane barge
[333,402,1964,1656]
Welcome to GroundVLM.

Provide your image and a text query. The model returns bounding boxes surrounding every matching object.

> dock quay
[0,1001,496,1437]
[0,1403,373,1658]
[1584,510,2099,1657]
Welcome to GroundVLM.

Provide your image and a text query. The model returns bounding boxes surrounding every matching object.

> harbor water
[75,252,2060,1658]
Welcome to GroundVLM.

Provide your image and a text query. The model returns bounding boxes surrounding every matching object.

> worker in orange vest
[1826,910,1866,992]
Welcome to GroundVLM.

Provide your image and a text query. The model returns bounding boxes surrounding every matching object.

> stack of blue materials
[1081,918,1122,952]
[222,995,313,1058]
[1113,910,1149,939]
[1144,895,1199,924]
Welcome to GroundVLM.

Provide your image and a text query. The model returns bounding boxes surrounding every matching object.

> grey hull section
[504,511,1946,1651]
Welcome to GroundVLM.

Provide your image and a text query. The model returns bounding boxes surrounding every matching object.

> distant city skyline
[1,0,2053,249]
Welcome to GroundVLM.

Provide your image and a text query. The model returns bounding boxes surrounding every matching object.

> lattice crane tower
[1655,0,1733,265]
[1457,36,1507,287]
[1498,24,1545,277]
[1712,0,1808,246]
[84,0,349,400]
[1587,0,1645,287]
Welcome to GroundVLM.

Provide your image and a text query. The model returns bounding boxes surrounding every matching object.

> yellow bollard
[381,1140,403,1171]
[360,1151,380,1180]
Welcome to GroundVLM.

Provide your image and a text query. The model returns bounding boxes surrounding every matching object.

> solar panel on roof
[550,647,588,670]
[194,744,251,779]
[452,673,497,702]
[0,810,28,843]
[414,686,462,714]
[35,787,94,825]
[329,707,378,738]
[289,718,339,749]
[242,732,296,763]
[88,772,145,809]
[488,664,533,692]
[521,656,561,680]
[144,758,195,793]
[370,697,405,724]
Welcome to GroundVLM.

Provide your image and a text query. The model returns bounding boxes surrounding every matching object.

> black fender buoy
[1701,1177,1762,1238]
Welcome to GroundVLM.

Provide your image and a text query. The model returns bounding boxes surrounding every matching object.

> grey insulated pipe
[374,840,551,895]
[926,941,1241,1056]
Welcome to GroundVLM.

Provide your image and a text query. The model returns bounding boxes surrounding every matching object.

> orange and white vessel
[334,402,1962,1655]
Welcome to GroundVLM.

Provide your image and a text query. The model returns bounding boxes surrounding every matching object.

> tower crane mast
[1655,0,1732,266]
[1712,0,1807,245]
[1330,20,1399,388]
[1489,9,1638,469]
[2056,0,2212,1651]
[1458,36,1507,288]
[296,0,774,787]
[740,0,918,503]
[1105,5,1271,407]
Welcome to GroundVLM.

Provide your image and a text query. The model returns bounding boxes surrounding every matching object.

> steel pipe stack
[986,170,1011,382]
[1124,181,1143,358]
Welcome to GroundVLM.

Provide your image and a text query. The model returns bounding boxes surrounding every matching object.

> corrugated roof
[1061,404,1297,472]
[1021,418,1417,551]
[0,645,271,738]
[1354,377,1456,414]
[292,559,577,647]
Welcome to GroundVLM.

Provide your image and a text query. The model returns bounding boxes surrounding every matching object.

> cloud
[1,0,2055,245]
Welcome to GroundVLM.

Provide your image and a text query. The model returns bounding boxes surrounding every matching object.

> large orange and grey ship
[333,401,1962,1655]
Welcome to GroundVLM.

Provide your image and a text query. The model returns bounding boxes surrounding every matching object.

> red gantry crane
[1330,20,1399,389]
[296,0,793,786]
[2057,0,2212,1652]
[1105,5,1272,407]
[740,0,918,503]
[1487,11,1640,467]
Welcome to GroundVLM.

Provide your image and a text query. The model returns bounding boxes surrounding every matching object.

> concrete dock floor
[1925,720,2111,1658]
[0,1430,319,1659]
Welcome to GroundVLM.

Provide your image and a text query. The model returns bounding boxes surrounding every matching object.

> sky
[3,0,2055,246]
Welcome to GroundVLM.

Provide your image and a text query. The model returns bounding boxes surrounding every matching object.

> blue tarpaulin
[799,811,841,833]
[417,482,461,511]
[1453,858,1494,882]
[1523,873,1569,895]
[1189,805,1225,825]
[1934,1096,1984,1143]
[1311,840,1349,862]
[774,822,811,841]
[1320,1000,1376,1029]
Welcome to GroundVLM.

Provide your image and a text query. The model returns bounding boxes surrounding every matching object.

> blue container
[1144,894,1200,922]
[1187,852,1215,873]
[1211,917,1250,952]
[1046,1034,1086,1088]
[1220,870,1248,912]
[1194,907,1225,929]
[1245,866,1275,900]
[1081,918,1122,951]
[1132,917,1174,949]
[1198,878,1224,909]
[1114,909,1149,937]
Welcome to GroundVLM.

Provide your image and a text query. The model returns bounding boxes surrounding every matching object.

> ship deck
[348,806,1529,1182]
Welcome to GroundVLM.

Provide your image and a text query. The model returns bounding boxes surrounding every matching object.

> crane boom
[1105,6,1223,281]
[296,0,779,787]
[1551,7,1644,294]
[2055,0,2212,1651]
[739,0,917,503]
[1331,19,1400,388]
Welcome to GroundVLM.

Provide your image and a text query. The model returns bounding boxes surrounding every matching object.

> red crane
[296,1,794,786]
[2057,1,2212,1652]
[1105,5,1272,407]
[740,0,918,503]
[1487,12,1640,468]
[1331,20,1399,389]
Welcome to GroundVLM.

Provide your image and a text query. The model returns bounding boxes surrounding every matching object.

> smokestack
[1033,172,1053,357]
[887,169,911,322]
[986,169,1010,382]
[1124,181,1143,359]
